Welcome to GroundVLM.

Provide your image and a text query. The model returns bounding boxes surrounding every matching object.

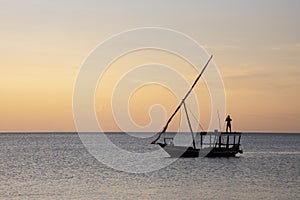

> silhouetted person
[225,115,232,132]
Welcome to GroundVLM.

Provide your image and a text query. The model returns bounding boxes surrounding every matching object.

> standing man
[225,115,232,133]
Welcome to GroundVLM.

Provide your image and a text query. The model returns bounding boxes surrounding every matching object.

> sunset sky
[1,0,299,132]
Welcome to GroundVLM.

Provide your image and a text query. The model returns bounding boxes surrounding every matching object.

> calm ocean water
[0,133,299,200]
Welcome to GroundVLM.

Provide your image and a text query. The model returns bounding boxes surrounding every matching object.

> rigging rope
[186,103,205,132]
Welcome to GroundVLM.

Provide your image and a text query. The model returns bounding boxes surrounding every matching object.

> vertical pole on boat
[233,135,236,144]
[200,133,203,148]
[183,101,196,149]
[226,135,229,149]
[217,110,222,132]
[238,135,241,145]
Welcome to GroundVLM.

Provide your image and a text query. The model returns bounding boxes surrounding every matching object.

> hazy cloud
[204,44,239,52]
[266,43,300,51]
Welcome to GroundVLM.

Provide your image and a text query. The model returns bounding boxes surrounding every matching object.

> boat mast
[151,55,213,144]
[183,101,196,149]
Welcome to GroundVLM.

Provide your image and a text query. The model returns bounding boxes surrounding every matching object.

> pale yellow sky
[0,0,299,132]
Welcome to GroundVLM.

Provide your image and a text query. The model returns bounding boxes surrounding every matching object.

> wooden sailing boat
[151,55,243,158]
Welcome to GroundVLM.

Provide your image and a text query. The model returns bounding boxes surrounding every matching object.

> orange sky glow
[0,1,299,132]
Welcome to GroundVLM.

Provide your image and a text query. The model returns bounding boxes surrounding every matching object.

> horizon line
[0,131,299,134]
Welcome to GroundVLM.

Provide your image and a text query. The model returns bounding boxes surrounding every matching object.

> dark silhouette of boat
[157,132,243,158]
[151,55,243,158]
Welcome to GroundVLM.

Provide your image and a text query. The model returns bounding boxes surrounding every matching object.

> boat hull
[158,143,241,158]
[206,145,241,157]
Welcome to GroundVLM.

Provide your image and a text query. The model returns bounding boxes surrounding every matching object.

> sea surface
[0,132,299,200]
